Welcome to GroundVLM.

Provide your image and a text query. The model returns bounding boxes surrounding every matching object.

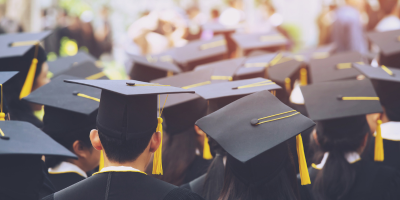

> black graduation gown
[181,174,206,196]
[48,173,85,192]
[42,172,204,200]
[183,156,212,184]
[298,159,400,200]
[363,136,400,171]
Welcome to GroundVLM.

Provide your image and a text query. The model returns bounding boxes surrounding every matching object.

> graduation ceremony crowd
[2,0,400,199]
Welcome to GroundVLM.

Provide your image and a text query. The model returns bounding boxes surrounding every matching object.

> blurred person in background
[218,0,245,27]
[375,0,400,32]
[186,5,208,41]
[210,8,220,22]
[94,6,113,55]
[0,4,23,34]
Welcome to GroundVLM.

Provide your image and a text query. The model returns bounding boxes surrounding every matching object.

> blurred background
[0,0,391,78]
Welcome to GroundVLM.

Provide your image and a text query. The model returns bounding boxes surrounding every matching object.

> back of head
[374,80,400,121]
[313,115,369,200]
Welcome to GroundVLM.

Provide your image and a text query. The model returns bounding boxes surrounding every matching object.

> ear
[72,140,88,158]
[90,129,103,151]
[194,125,205,137]
[149,132,162,153]
[312,129,320,147]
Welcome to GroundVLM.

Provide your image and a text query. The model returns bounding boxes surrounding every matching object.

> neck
[382,109,390,123]
[102,151,152,172]
[66,158,89,172]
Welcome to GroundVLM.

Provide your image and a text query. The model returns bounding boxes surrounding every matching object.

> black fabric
[47,52,96,78]
[57,61,108,80]
[363,137,400,172]
[1,45,47,128]
[39,161,56,199]
[183,156,212,184]
[316,115,370,140]
[52,172,202,200]
[298,159,400,200]
[48,173,85,192]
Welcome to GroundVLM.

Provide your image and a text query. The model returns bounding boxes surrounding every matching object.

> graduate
[195,90,315,200]
[42,79,203,200]
[0,31,51,128]
[354,64,400,171]
[23,75,101,191]
[299,79,400,200]
[0,120,76,200]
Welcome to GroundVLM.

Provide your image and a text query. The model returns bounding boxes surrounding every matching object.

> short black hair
[98,131,154,163]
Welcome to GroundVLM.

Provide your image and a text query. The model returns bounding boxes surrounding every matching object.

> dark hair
[218,142,299,200]
[98,130,153,163]
[379,0,398,15]
[312,116,369,200]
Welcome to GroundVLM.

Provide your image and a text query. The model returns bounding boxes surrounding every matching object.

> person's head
[211,8,220,19]
[379,0,398,15]
[374,81,400,122]
[312,115,369,200]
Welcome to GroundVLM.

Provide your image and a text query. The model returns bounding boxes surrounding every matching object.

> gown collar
[92,166,147,176]
[374,121,400,141]
[312,152,361,170]
[48,161,88,178]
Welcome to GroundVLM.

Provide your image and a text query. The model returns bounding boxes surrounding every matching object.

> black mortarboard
[173,35,228,71]
[367,30,400,68]
[267,58,305,85]
[151,69,213,134]
[309,51,365,83]
[301,79,382,121]
[128,54,181,82]
[234,52,278,79]
[196,90,315,185]
[0,31,51,59]
[194,57,245,83]
[0,71,19,115]
[0,71,18,85]
[353,63,400,83]
[47,52,97,78]
[0,120,76,158]
[231,31,288,56]
[290,43,336,63]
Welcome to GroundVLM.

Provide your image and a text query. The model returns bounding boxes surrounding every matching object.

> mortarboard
[194,57,246,83]
[202,22,238,55]
[301,79,382,121]
[0,71,19,118]
[309,51,366,83]
[234,52,278,80]
[289,43,336,63]
[128,54,181,82]
[173,35,228,71]
[0,31,51,99]
[0,120,76,158]
[353,63,400,83]
[231,31,288,56]
[47,52,97,78]
[65,79,196,174]
[367,30,400,68]
[196,90,315,185]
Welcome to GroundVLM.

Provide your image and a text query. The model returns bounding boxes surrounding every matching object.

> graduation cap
[301,79,382,121]
[0,120,76,158]
[231,31,288,56]
[195,90,315,185]
[309,51,365,83]
[64,79,196,174]
[0,31,51,99]
[290,43,336,63]
[367,30,400,68]
[23,75,100,152]
[47,51,97,78]
[194,57,246,83]
[202,22,238,55]
[127,54,181,82]
[234,52,278,79]
[173,35,228,71]
[0,71,19,118]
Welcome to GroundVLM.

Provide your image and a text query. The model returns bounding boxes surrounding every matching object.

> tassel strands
[296,134,311,185]
[19,44,40,99]
[152,95,169,175]
[374,120,384,162]
[99,150,105,171]
[0,84,4,121]
[203,135,213,160]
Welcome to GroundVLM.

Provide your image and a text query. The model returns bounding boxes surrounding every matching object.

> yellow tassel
[19,58,38,99]
[203,135,213,160]
[285,78,291,94]
[300,68,308,86]
[0,84,4,121]
[152,117,164,175]
[374,120,384,162]
[296,134,311,185]
[99,150,104,171]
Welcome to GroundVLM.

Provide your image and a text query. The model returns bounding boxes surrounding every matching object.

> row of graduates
[0,27,400,200]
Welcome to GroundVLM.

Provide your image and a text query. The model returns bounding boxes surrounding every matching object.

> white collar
[374,121,400,141]
[312,152,361,170]
[100,166,142,173]
[289,80,305,105]
[49,161,87,178]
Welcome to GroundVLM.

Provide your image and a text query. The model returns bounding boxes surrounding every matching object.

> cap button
[337,95,343,100]
[126,82,135,86]
[73,91,79,95]
[0,135,10,140]
[250,118,259,126]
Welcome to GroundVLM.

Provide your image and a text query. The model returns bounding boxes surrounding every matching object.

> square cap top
[0,31,51,59]
[367,29,400,56]
[0,71,18,84]
[268,58,304,84]
[52,60,108,80]
[309,51,365,83]
[235,52,278,77]
[202,22,237,34]
[353,63,400,83]
[128,54,181,73]
[173,35,228,65]
[151,68,214,108]
[48,52,96,78]
[0,120,76,158]
[194,57,246,82]
[301,79,382,121]
[193,77,281,100]
[196,90,315,163]
[64,79,195,96]
[231,31,288,51]
[291,43,336,63]
[23,75,101,115]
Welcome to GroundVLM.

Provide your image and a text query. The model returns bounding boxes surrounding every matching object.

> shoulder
[42,194,54,200]
[164,188,204,200]
[49,173,85,192]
